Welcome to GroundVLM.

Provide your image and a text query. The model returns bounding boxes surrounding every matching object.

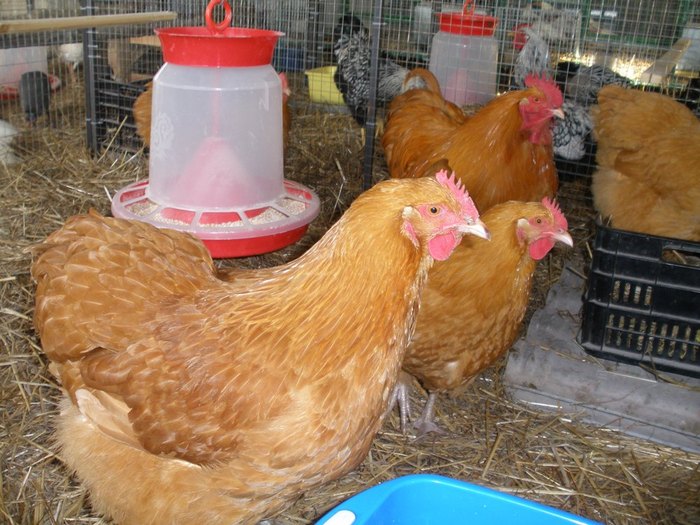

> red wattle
[428,232,459,261]
[529,237,554,260]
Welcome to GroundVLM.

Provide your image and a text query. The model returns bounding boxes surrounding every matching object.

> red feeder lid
[156,0,284,67]
[438,1,498,37]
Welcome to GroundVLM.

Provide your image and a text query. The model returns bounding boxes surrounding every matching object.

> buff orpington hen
[393,198,572,435]
[591,85,700,241]
[30,172,489,525]
[382,69,564,212]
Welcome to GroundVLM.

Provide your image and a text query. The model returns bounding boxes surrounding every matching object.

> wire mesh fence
[1,1,84,163]
[1,5,699,523]
[1,1,699,211]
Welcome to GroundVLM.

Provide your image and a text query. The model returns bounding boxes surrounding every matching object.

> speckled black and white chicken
[332,15,420,130]
[554,60,631,106]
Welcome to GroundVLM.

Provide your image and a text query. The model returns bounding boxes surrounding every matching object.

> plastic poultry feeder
[112,0,319,258]
[428,0,498,106]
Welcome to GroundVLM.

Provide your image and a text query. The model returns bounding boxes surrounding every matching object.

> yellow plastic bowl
[305,66,344,105]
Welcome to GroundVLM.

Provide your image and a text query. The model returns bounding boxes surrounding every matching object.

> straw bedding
[1,86,698,525]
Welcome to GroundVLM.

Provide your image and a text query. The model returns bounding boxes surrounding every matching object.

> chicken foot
[387,372,446,437]
[412,391,446,438]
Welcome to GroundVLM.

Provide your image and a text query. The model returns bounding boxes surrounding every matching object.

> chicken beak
[459,219,491,241]
[552,230,574,247]
[552,108,565,119]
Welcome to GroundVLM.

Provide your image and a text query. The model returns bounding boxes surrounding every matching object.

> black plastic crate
[580,221,700,378]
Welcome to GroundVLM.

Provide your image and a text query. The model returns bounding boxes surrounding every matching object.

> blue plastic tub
[316,474,602,525]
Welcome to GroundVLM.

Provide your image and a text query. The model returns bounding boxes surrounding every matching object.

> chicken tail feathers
[402,68,441,94]
[25,208,99,260]
[56,398,278,524]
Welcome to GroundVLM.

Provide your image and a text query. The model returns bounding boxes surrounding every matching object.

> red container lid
[438,1,497,37]
[156,0,283,67]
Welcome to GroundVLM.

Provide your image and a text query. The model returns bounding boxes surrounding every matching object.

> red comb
[524,75,563,108]
[436,170,479,219]
[542,197,567,229]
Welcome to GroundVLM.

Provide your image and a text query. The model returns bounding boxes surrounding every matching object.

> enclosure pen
[360,0,384,189]
[1,1,699,524]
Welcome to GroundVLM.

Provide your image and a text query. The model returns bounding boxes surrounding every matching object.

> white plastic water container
[428,3,498,106]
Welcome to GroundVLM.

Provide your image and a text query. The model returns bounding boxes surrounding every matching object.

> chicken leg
[386,371,414,433]
[412,392,445,437]
[388,372,446,437]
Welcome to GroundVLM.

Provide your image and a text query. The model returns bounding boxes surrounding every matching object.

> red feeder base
[111,179,320,259]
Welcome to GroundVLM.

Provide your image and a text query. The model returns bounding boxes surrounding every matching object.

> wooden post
[0,12,177,34]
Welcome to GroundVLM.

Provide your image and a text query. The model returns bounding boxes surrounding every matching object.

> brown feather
[132,82,152,146]
[383,76,559,212]
[591,85,700,241]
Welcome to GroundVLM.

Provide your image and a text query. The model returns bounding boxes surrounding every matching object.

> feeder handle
[462,0,475,16]
[205,0,233,34]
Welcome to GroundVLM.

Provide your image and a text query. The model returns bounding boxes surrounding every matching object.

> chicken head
[516,197,573,259]
[519,75,565,145]
[401,170,490,260]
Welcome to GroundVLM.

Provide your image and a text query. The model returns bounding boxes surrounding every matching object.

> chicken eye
[536,218,542,224]
[429,206,440,215]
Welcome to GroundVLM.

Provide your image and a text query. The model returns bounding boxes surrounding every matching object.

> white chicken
[57,43,83,84]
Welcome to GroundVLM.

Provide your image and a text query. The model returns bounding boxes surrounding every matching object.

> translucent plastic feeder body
[428,1,498,106]
[112,0,319,258]
[148,64,285,211]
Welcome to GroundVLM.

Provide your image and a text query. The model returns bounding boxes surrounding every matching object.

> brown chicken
[132,81,152,146]
[30,172,488,525]
[133,72,292,149]
[591,85,700,241]
[280,72,291,147]
[382,68,565,212]
[393,198,572,435]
